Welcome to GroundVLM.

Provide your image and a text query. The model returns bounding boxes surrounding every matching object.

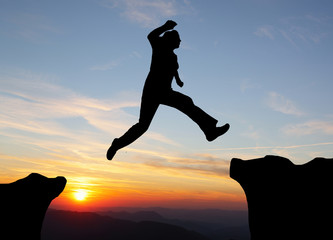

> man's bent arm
[147,20,177,43]
[175,71,184,87]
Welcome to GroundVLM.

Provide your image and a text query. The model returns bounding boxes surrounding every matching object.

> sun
[73,189,88,201]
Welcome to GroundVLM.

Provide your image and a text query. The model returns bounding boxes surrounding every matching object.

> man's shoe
[206,123,230,142]
[106,138,120,161]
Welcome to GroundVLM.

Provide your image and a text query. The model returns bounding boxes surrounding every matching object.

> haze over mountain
[42,208,250,240]
[42,209,210,240]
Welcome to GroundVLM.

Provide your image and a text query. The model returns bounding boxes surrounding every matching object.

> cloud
[101,0,193,27]
[266,92,304,116]
[90,60,120,71]
[241,125,261,140]
[142,152,230,178]
[283,120,333,136]
[206,142,333,163]
[2,13,62,43]
[254,25,275,40]
[240,79,260,93]
[255,14,331,47]
[209,142,333,151]
[279,29,298,47]
[90,51,142,71]
[0,69,182,157]
[0,74,136,136]
[280,15,331,44]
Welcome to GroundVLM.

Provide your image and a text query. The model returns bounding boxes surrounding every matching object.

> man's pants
[116,89,217,149]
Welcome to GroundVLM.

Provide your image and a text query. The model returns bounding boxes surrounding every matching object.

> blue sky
[1,0,333,209]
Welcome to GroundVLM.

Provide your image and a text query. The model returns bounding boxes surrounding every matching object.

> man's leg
[161,90,229,141]
[107,97,159,160]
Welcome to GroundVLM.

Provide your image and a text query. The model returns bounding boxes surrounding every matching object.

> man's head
[163,30,181,49]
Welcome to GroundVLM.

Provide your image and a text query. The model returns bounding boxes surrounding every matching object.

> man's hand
[164,20,177,30]
[175,70,183,88]
[177,80,184,88]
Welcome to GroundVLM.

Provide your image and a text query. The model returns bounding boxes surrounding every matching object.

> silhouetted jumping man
[107,20,230,160]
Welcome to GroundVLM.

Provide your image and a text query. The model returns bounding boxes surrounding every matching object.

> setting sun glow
[73,189,88,201]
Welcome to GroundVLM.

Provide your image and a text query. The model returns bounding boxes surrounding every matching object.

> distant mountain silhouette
[101,210,165,222]
[230,155,333,240]
[42,209,210,240]
[101,207,249,226]
[99,208,250,240]
[0,173,66,240]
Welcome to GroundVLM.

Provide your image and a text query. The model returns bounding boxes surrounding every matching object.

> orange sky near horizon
[0,149,248,211]
[50,176,248,211]
[51,157,248,211]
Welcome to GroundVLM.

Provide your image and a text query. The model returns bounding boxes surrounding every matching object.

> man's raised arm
[147,20,177,44]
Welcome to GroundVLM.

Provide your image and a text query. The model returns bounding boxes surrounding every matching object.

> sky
[1,0,333,211]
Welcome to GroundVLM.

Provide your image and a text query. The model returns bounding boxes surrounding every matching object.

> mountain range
[42,208,250,240]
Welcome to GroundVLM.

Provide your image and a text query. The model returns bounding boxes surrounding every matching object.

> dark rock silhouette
[230,155,333,240]
[0,173,66,240]
[42,209,210,240]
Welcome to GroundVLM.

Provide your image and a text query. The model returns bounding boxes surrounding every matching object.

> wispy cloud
[254,25,275,40]
[241,125,261,140]
[206,142,333,163]
[141,152,230,178]
[0,68,184,157]
[2,13,62,43]
[0,76,135,136]
[254,14,332,47]
[209,142,333,151]
[280,15,331,44]
[101,0,193,27]
[266,91,304,116]
[90,60,120,71]
[279,29,298,47]
[90,51,142,71]
[240,78,261,93]
[283,120,333,136]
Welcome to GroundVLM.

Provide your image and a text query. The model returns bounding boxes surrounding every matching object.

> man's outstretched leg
[162,90,229,141]
[107,97,158,160]
[107,122,150,160]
